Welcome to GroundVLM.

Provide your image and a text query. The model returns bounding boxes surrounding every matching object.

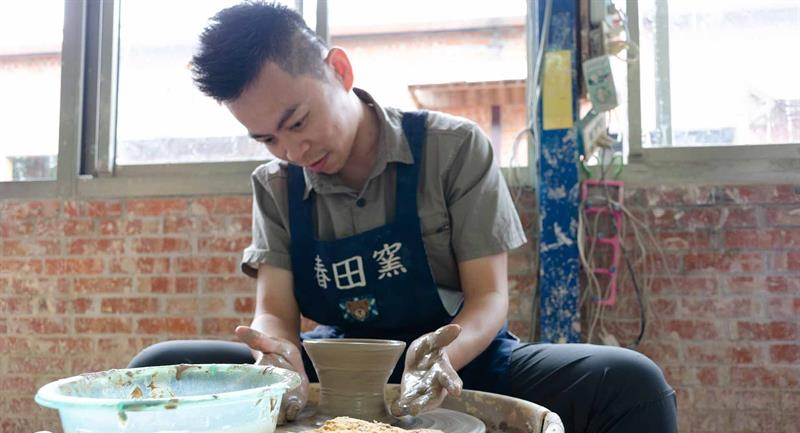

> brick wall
[1,184,798,432]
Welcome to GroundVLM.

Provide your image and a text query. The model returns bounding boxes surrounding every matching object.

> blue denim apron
[287,111,516,394]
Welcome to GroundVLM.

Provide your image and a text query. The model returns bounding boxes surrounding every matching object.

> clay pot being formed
[302,339,406,424]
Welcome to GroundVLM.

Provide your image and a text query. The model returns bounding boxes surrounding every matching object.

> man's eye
[261,137,275,146]
[290,116,307,130]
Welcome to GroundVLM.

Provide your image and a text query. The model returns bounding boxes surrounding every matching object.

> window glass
[0,3,63,181]
[639,0,800,147]
[328,0,528,167]
[116,0,294,165]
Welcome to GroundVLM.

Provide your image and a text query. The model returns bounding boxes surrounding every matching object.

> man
[129,3,678,432]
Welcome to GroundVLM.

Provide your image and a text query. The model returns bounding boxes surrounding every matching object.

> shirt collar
[301,88,414,199]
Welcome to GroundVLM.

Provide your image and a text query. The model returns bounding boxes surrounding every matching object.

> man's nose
[284,140,310,163]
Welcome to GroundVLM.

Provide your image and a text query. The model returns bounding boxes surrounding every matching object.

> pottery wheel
[277,408,485,433]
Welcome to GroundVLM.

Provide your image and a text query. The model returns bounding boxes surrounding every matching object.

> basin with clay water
[284,338,564,433]
[35,363,300,433]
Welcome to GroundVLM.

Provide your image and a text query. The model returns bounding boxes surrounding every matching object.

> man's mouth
[308,154,329,172]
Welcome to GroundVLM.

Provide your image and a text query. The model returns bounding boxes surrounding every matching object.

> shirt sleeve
[241,164,293,278]
[443,122,528,262]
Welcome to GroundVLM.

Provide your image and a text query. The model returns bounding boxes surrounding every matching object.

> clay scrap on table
[313,416,445,433]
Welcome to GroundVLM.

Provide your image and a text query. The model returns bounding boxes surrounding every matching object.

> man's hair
[191,1,328,102]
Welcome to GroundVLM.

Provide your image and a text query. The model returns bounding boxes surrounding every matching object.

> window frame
[622,0,800,186]
[1,0,535,199]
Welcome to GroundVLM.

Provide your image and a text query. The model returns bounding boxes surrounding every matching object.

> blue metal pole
[536,0,581,343]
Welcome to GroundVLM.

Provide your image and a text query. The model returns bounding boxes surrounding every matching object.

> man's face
[226,61,356,174]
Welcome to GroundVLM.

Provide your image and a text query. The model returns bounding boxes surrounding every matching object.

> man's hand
[390,324,463,417]
[235,326,309,424]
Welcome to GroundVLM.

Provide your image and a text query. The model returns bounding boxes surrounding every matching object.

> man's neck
[338,95,380,190]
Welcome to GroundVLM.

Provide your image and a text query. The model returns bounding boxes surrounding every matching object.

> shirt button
[356,198,366,208]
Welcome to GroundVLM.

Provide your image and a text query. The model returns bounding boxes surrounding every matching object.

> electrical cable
[620,242,646,348]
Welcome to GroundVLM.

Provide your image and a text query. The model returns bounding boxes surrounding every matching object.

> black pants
[128,341,677,433]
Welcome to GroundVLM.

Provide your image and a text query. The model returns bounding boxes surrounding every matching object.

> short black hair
[191,1,328,102]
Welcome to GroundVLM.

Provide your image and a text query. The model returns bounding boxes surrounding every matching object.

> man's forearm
[445,290,508,371]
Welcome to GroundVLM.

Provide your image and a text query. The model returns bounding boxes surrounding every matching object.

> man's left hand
[389,324,463,417]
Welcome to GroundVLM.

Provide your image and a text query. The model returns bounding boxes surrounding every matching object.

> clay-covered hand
[390,324,463,417]
[235,326,309,425]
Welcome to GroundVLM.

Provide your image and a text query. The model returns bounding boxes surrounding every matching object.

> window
[637,0,800,148]
[115,0,289,165]
[328,0,529,167]
[0,3,63,182]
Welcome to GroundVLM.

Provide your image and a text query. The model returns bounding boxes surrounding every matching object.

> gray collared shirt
[242,89,526,305]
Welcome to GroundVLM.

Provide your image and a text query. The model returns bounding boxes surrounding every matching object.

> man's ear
[324,47,354,91]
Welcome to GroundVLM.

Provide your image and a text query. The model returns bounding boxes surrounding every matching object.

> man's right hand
[235,326,309,424]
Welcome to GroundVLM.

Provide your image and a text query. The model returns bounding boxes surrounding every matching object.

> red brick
[203,318,241,338]
[765,297,800,318]
[730,367,781,387]
[234,297,255,314]
[655,231,711,250]
[86,200,123,217]
[9,318,68,334]
[719,185,798,204]
[101,298,159,314]
[33,337,94,354]
[135,276,198,294]
[68,238,125,255]
[731,410,781,432]
[32,219,94,237]
[769,344,800,363]
[11,277,70,295]
[660,319,722,340]
[650,276,718,295]
[137,317,197,334]
[0,259,43,274]
[685,343,763,364]
[75,318,132,333]
[7,396,41,414]
[0,417,49,433]
[72,355,129,375]
[639,185,716,206]
[636,341,681,363]
[720,207,758,227]
[679,298,754,318]
[732,390,780,410]
[127,198,188,216]
[508,275,537,296]
[201,297,228,314]
[192,196,251,215]
[783,392,800,411]
[48,297,94,314]
[735,321,798,340]
[684,252,764,273]
[0,376,36,392]
[765,207,800,225]
[696,367,718,385]
[110,257,170,274]
[0,220,34,236]
[74,277,131,294]
[205,276,254,293]
[0,298,33,315]
[123,218,162,235]
[175,257,237,274]
[2,239,61,256]
[724,228,800,249]
[164,298,199,314]
[97,218,120,235]
[45,258,104,275]
[131,237,191,253]
[0,200,60,219]
[198,236,252,253]
[507,247,535,274]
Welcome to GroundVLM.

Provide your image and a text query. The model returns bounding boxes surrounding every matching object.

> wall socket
[582,55,618,112]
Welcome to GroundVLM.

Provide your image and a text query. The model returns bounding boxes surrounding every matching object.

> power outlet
[582,55,618,112]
